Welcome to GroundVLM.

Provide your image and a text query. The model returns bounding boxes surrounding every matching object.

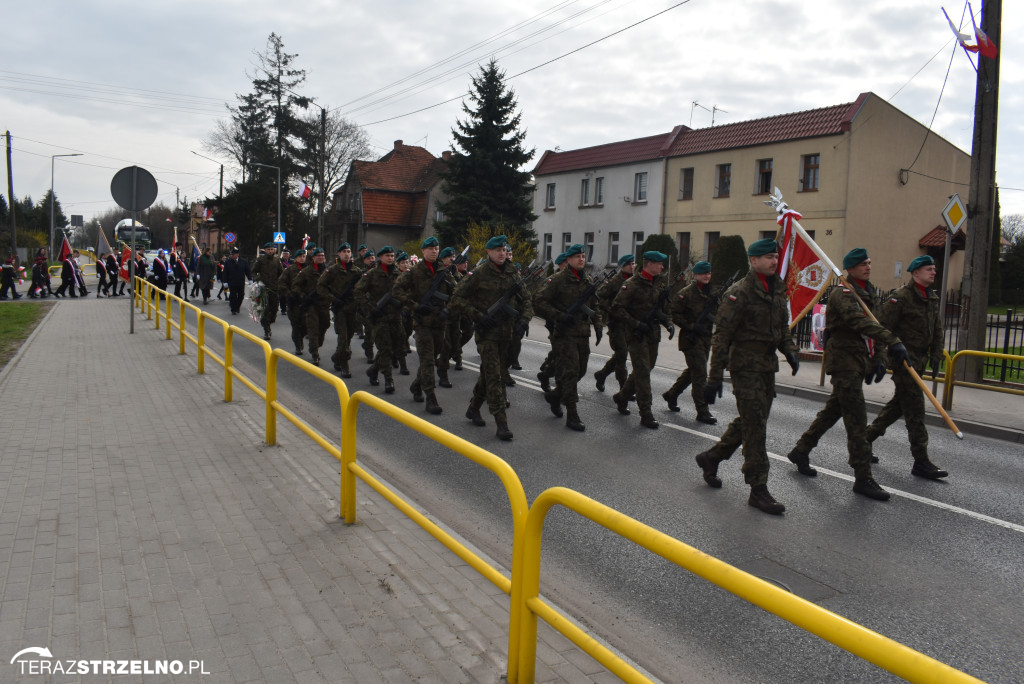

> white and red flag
[57,235,72,264]
[300,181,312,199]
[944,6,998,58]
[119,247,133,282]
[301,234,311,250]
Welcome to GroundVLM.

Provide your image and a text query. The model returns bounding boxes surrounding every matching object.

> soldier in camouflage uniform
[536,252,568,393]
[291,248,331,366]
[451,236,532,441]
[664,260,719,425]
[317,243,361,378]
[594,254,634,393]
[785,248,910,500]
[866,254,950,480]
[358,249,376,363]
[278,249,307,355]
[394,237,456,415]
[355,246,404,394]
[610,251,672,429]
[694,239,799,515]
[252,242,284,340]
[438,248,467,376]
[534,244,604,431]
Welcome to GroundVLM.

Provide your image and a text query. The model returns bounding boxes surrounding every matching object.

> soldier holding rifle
[594,254,635,393]
[278,249,307,355]
[318,243,361,378]
[356,246,404,394]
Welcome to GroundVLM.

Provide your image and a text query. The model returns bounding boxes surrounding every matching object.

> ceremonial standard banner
[119,247,133,282]
[777,212,831,326]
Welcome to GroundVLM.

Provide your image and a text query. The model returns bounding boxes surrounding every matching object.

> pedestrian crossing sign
[941,194,967,233]
[273,232,286,244]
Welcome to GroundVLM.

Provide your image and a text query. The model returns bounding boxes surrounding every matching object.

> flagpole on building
[766,189,963,440]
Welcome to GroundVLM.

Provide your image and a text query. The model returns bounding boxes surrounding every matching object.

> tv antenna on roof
[690,101,710,127]
[712,105,728,126]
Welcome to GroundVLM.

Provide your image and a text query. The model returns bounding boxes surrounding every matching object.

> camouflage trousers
[470,336,510,416]
[411,324,448,393]
[621,333,660,412]
[371,316,407,380]
[707,370,776,487]
[597,323,629,388]
[866,370,929,460]
[668,343,711,412]
[288,304,307,350]
[304,306,330,357]
[260,290,279,328]
[794,373,874,478]
[549,333,590,407]
[440,314,472,371]
[331,308,358,365]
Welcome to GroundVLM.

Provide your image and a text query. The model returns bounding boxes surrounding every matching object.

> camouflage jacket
[278,262,303,300]
[610,269,669,342]
[533,267,604,338]
[596,272,630,325]
[823,280,899,378]
[355,263,402,321]
[393,259,456,328]
[451,258,532,341]
[709,271,797,380]
[879,281,943,373]
[252,254,284,291]
[671,281,716,351]
[291,261,329,309]
[317,261,361,312]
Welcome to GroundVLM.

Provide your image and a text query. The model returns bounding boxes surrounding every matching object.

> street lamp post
[50,153,82,259]
[251,162,281,240]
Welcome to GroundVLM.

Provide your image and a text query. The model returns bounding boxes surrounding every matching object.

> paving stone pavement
[0,299,615,683]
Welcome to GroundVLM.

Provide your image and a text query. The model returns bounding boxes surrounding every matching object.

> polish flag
[300,181,312,199]
[58,235,72,264]
[119,247,133,282]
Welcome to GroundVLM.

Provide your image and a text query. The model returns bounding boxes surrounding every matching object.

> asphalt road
[180,297,1024,683]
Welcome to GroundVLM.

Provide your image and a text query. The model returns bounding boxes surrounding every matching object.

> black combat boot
[454,357,463,371]
[424,391,442,415]
[695,409,718,426]
[594,370,608,392]
[310,352,320,367]
[495,414,513,441]
[612,392,630,415]
[565,405,585,432]
[411,382,424,402]
[640,412,659,429]
[853,477,890,501]
[662,390,680,412]
[537,371,551,393]
[748,486,785,515]
[437,374,452,388]
[786,448,817,477]
[911,457,949,480]
[366,366,380,386]
[695,451,722,488]
[543,390,563,418]
[399,357,409,375]
[365,349,375,364]
[384,376,395,394]
[263,326,272,341]
[338,361,351,379]
[466,405,486,427]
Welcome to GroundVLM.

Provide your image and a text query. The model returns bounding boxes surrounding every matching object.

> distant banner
[119,247,133,282]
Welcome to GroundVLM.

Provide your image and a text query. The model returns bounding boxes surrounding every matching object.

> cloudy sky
[2,0,1021,226]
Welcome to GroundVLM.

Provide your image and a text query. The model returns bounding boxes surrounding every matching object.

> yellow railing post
[340,393,359,523]
[224,327,234,402]
[178,298,186,354]
[165,293,172,340]
[266,353,278,446]
[197,313,206,374]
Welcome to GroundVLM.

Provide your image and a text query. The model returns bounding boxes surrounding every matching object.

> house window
[679,168,694,201]
[715,164,731,198]
[676,232,691,265]
[434,208,444,222]
[583,232,594,261]
[562,232,572,253]
[634,172,648,202]
[545,183,556,208]
[632,231,644,256]
[704,231,720,262]
[801,154,820,191]
[608,232,620,264]
[580,179,590,206]
[594,177,604,205]
[756,159,773,195]
[542,234,553,262]
[759,230,777,241]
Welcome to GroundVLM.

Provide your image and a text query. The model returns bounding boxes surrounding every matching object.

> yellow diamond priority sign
[941,194,967,233]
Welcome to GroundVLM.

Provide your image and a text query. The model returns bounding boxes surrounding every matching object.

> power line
[0,70,225,105]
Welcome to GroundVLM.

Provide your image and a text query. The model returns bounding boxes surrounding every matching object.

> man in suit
[222,247,251,315]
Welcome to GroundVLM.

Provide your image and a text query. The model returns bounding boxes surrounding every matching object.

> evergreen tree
[435,59,536,248]
[251,32,310,179]
[710,235,749,288]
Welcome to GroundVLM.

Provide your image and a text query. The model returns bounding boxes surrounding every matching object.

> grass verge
[0,302,53,369]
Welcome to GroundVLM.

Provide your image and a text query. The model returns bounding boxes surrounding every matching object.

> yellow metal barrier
[943,349,1024,410]
[267,349,350,460]
[514,487,984,684]
[223,325,271,404]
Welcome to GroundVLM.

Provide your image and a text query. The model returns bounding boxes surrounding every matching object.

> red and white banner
[57,236,72,264]
[300,181,312,199]
[778,213,832,326]
[119,247,133,282]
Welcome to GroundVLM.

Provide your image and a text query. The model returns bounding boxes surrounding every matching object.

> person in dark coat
[55,254,78,298]
[170,251,190,301]
[197,247,217,304]
[222,247,250,315]
[150,250,169,301]
[95,252,109,297]
[104,252,121,296]
[1,254,23,300]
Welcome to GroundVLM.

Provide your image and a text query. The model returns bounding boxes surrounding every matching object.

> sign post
[110,166,158,333]
[937,193,968,393]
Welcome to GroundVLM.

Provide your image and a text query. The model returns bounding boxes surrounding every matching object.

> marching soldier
[394,236,456,415]
[536,251,568,393]
[785,248,909,500]
[594,254,634,393]
[358,248,376,363]
[694,239,799,515]
[664,260,719,425]
[278,249,307,355]
[534,243,603,431]
[318,243,361,377]
[866,254,950,480]
[253,242,284,339]
[292,248,330,366]
[610,251,671,429]
[355,246,403,394]
[451,235,531,441]
[439,248,471,375]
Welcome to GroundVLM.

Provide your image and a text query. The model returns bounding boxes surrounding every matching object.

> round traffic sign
[110,166,158,212]
[224,232,236,243]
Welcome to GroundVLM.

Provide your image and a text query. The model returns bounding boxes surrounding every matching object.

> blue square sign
[273,232,286,244]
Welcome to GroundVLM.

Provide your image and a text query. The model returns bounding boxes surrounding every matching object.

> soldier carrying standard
[664,260,719,425]
[252,242,284,340]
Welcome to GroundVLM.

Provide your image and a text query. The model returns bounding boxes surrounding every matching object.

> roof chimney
[441,151,451,161]
[394,140,403,149]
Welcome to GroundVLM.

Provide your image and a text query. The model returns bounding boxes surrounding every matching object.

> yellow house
[661,92,971,291]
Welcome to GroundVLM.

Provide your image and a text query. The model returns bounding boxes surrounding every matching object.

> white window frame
[608,232,620,265]
[562,232,572,253]
[632,231,644,256]
[634,172,648,203]
[542,233,553,262]
[594,177,604,205]
[583,232,594,261]
[580,178,590,206]
[545,183,556,209]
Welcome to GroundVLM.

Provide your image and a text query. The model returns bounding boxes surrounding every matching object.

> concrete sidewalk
[0,299,613,683]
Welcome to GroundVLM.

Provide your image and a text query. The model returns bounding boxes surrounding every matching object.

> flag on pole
[301,234,311,250]
[58,235,72,264]
[775,205,833,327]
[173,225,179,249]
[95,227,114,258]
[300,181,312,199]
[204,207,214,221]
[943,6,998,58]
[119,247,133,282]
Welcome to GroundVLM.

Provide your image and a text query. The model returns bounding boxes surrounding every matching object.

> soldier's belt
[732,340,775,355]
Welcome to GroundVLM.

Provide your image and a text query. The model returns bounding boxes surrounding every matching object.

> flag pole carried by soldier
[594,253,635,394]
[278,248,307,355]
[252,242,284,340]
[317,242,361,378]
[694,238,801,515]
[785,248,910,501]
[290,247,331,366]
[356,246,405,394]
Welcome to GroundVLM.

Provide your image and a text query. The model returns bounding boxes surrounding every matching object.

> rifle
[639,271,688,341]
[688,270,740,340]
[369,290,395,321]
[477,261,548,330]
[330,267,361,312]
[415,246,469,319]
[554,266,616,333]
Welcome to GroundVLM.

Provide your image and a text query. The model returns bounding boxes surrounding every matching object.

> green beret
[421,236,439,249]
[439,247,455,259]
[485,235,508,250]
[363,249,375,259]
[564,243,585,257]
[396,251,410,262]
[377,245,394,256]
[357,244,368,251]
[618,254,635,267]
[843,247,869,270]
[643,250,668,263]
[305,242,317,250]
[692,260,712,274]
[312,248,324,256]
[747,238,779,257]
[554,252,567,265]
[337,242,351,252]
[293,249,306,257]
[263,242,275,248]
[908,254,935,272]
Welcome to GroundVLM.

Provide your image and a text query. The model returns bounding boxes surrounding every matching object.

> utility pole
[958,0,1001,381]
[5,131,15,259]
[319,107,326,250]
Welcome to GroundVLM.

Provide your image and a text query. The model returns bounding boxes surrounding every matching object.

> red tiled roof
[362,190,427,227]
[533,129,682,176]
[353,143,439,191]
[666,93,870,157]
[919,225,966,248]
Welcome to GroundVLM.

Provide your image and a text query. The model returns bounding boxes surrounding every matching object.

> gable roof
[666,93,870,157]
[352,141,439,192]
[362,189,428,227]
[533,128,683,176]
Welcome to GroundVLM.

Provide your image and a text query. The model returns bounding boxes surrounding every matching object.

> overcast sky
[2,0,1021,227]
